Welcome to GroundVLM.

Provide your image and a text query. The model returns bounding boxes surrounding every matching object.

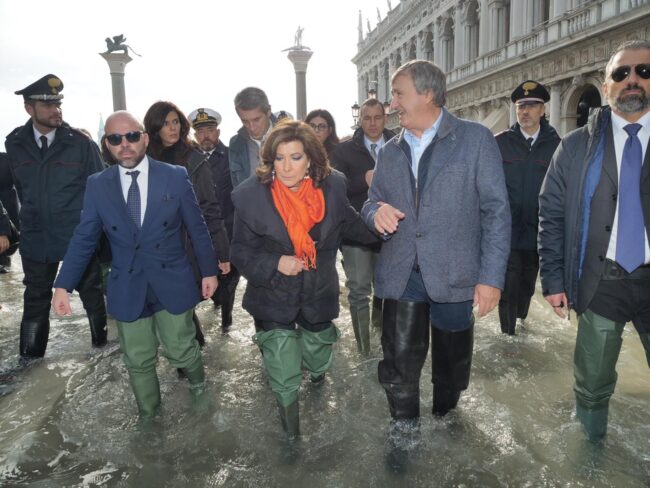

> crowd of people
[0,40,648,464]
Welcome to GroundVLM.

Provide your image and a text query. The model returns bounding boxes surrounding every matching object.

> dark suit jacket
[54,159,217,322]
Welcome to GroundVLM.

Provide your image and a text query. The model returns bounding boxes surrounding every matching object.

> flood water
[0,258,649,487]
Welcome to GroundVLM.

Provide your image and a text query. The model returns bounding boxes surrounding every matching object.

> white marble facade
[353,0,650,135]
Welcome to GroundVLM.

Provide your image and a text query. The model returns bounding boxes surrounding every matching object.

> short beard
[614,89,649,114]
[118,153,145,169]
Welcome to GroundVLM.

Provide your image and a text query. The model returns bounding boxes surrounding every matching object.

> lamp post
[383,101,391,115]
[351,102,360,129]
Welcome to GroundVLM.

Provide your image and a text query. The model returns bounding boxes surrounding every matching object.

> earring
[272,169,276,181]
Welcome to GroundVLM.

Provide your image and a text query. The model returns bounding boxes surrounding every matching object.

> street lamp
[383,100,391,115]
[351,102,360,126]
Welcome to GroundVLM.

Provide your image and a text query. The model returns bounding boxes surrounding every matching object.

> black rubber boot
[379,299,430,421]
[221,289,234,332]
[371,296,383,329]
[19,320,50,358]
[431,323,474,416]
[88,312,108,347]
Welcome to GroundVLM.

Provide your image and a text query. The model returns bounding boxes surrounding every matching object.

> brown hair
[257,120,332,187]
[143,100,194,165]
[304,108,340,156]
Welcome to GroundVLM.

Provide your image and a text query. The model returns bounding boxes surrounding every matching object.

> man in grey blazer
[361,60,510,448]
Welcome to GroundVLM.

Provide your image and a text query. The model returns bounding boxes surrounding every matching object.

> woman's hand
[278,255,306,276]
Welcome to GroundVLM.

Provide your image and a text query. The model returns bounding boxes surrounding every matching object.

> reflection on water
[0,259,649,487]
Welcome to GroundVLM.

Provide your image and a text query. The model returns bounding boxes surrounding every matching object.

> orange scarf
[271,177,325,270]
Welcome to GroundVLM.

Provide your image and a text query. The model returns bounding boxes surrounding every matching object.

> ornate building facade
[353,0,650,135]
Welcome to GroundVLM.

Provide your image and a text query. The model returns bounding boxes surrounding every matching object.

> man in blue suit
[52,111,218,420]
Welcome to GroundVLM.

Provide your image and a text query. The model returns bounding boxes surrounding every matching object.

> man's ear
[24,103,34,117]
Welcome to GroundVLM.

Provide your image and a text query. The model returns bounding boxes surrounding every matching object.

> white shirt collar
[610,110,650,135]
[118,154,150,177]
[33,126,56,147]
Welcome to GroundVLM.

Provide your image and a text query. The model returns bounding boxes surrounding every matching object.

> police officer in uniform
[5,74,107,358]
[495,80,560,335]
[189,108,238,331]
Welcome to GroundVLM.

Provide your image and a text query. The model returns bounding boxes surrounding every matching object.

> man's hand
[218,261,231,275]
[473,284,501,317]
[52,288,72,316]
[202,276,218,299]
[278,255,306,276]
[545,292,568,319]
[0,235,9,254]
[364,170,374,187]
[373,203,405,234]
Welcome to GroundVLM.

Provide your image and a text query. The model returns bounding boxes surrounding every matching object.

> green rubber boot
[576,403,608,443]
[278,400,300,437]
[299,324,341,383]
[129,370,161,420]
[253,329,302,408]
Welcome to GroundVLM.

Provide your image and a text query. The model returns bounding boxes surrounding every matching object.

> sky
[0,0,389,148]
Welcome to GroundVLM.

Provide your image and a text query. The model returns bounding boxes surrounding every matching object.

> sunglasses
[610,63,650,83]
[105,131,144,146]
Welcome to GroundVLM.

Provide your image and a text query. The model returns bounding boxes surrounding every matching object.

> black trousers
[212,265,240,328]
[20,255,106,323]
[498,249,539,334]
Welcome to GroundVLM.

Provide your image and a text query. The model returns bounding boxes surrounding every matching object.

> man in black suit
[539,40,650,442]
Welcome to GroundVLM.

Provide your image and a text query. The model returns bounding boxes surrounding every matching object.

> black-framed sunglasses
[309,123,329,132]
[105,131,144,146]
[610,63,650,83]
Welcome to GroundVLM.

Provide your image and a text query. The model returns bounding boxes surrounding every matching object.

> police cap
[511,80,549,105]
[188,108,221,128]
[15,74,64,102]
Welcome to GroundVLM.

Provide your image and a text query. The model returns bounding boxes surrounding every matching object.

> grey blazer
[361,109,511,302]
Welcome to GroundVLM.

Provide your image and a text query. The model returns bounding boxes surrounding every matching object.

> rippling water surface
[0,259,648,487]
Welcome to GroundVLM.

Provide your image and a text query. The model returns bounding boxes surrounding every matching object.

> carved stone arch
[561,74,604,132]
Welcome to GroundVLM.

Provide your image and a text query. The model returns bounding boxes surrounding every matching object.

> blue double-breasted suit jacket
[55,158,218,322]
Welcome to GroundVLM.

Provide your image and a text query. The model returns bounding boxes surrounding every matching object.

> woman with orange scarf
[231,121,377,437]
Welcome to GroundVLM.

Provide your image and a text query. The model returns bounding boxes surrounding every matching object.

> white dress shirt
[606,110,650,263]
[118,155,150,226]
[33,127,56,148]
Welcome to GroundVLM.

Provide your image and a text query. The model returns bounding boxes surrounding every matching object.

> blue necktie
[615,123,644,273]
[126,170,141,229]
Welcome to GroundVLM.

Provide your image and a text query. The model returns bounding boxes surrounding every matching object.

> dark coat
[331,127,396,212]
[0,152,19,230]
[54,159,217,322]
[496,119,560,250]
[5,120,104,262]
[206,141,235,238]
[186,149,230,260]
[231,171,378,324]
[538,106,650,312]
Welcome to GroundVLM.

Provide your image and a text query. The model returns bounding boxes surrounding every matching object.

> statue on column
[104,34,141,57]
[294,27,304,48]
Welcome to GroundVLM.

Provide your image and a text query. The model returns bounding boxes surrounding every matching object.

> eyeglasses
[609,64,650,83]
[309,123,329,132]
[105,131,144,146]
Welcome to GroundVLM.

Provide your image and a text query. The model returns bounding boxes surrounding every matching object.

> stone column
[433,18,443,66]
[287,49,313,120]
[510,0,523,39]
[509,99,517,126]
[99,52,132,111]
[549,82,562,131]
[551,0,567,18]
[478,0,490,55]
[453,7,464,67]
